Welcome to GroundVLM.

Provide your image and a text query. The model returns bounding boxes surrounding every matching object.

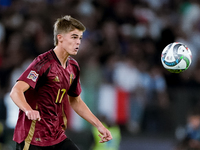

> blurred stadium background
[0,0,200,149]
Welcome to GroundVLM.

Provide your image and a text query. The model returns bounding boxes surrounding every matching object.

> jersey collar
[51,49,68,67]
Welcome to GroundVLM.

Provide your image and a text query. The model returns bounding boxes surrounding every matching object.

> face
[188,116,200,129]
[58,29,83,56]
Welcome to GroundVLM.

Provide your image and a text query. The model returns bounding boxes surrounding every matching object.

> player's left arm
[68,95,112,143]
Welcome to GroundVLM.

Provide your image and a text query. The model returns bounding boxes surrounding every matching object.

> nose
[77,39,81,45]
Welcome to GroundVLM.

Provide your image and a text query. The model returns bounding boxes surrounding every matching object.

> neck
[53,46,69,68]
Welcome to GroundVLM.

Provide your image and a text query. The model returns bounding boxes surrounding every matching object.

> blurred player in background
[174,106,200,150]
[10,15,112,150]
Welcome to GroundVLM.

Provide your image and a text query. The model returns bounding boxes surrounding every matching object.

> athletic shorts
[16,138,80,150]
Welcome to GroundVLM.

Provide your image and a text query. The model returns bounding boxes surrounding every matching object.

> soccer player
[10,15,112,150]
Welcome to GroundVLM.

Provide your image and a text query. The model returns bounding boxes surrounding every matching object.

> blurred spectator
[142,65,172,133]
[175,106,200,150]
[112,57,144,132]
[98,20,122,65]
[0,21,5,43]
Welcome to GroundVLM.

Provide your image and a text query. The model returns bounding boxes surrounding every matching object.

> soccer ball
[161,42,192,73]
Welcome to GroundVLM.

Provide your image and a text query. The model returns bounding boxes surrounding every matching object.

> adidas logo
[53,76,60,82]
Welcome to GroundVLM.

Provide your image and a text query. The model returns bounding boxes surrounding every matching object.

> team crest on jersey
[27,70,39,82]
[70,73,74,85]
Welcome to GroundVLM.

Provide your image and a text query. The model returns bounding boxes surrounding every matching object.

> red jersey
[13,50,82,146]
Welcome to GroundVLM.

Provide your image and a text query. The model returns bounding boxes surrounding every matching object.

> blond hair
[53,15,86,46]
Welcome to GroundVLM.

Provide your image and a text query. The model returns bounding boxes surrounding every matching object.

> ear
[57,34,63,43]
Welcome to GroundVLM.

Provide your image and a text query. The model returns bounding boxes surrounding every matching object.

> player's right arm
[10,81,41,121]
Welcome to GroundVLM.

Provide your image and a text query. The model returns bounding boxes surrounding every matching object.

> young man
[10,15,112,150]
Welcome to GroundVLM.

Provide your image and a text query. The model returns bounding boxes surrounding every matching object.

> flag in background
[98,84,130,125]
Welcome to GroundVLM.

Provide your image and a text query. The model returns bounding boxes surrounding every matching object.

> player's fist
[25,110,41,121]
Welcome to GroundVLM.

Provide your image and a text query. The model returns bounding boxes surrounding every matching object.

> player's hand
[97,126,112,143]
[25,110,41,121]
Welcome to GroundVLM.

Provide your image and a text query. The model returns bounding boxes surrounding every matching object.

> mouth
[75,47,79,52]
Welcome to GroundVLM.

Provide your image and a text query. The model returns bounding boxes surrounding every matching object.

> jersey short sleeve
[18,57,47,89]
